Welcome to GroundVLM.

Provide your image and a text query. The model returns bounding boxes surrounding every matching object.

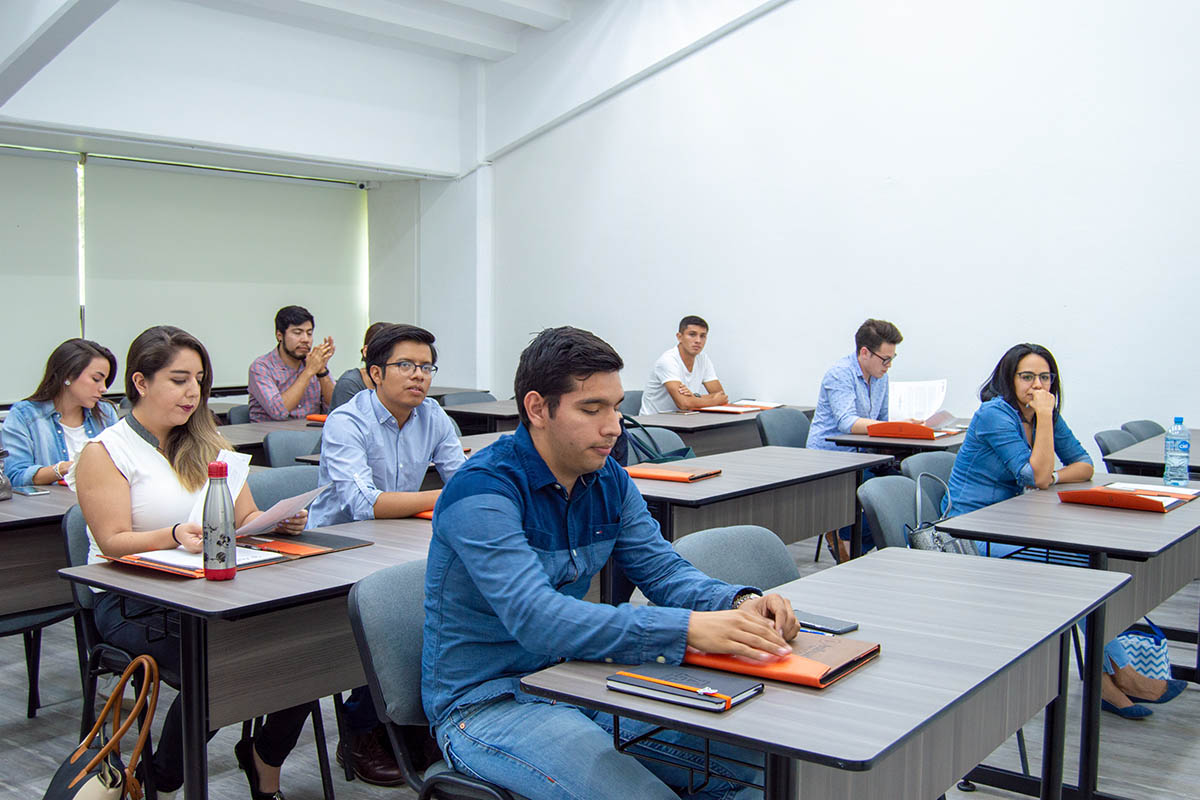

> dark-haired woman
[331,321,389,410]
[945,343,1185,718]
[74,326,310,799]
[2,338,119,487]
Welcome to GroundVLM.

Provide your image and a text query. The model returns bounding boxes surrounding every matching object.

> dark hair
[27,339,118,423]
[362,322,390,354]
[514,327,624,425]
[126,326,230,490]
[980,343,1062,422]
[678,315,709,333]
[854,319,903,352]
[274,305,314,334]
[365,324,438,375]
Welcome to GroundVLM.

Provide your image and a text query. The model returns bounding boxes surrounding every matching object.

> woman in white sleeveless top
[76,326,310,800]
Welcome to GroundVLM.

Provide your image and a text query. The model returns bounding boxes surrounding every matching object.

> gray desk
[1102,431,1199,477]
[630,406,814,457]
[443,399,519,433]
[59,517,434,800]
[522,548,1127,800]
[825,429,967,455]
[936,474,1200,800]
[428,386,487,404]
[218,419,317,465]
[0,485,78,616]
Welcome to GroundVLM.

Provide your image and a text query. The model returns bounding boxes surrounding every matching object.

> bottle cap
[207,461,228,479]
[1176,417,1184,425]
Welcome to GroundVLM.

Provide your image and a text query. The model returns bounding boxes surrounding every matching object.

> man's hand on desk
[687,602,795,662]
[737,593,800,640]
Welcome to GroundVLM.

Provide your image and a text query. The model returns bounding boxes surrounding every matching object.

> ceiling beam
[0,0,118,107]
[440,0,570,31]
[185,0,519,61]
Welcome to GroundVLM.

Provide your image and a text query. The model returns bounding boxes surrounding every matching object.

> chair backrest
[262,429,322,468]
[61,505,97,612]
[755,407,810,448]
[625,426,688,466]
[226,404,251,424]
[899,451,956,512]
[1094,429,1137,457]
[856,475,938,550]
[673,526,800,590]
[247,465,320,510]
[447,414,461,436]
[619,390,643,416]
[441,391,496,407]
[1121,419,1165,443]
[348,559,428,727]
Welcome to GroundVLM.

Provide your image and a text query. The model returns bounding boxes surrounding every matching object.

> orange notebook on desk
[412,510,434,519]
[306,414,327,423]
[866,421,957,440]
[684,631,880,689]
[625,464,722,482]
[1058,483,1199,513]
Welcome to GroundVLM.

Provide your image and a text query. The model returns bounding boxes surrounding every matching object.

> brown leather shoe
[336,726,406,787]
[823,531,850,564]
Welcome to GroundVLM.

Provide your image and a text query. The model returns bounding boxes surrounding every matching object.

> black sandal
[234,738,287,800]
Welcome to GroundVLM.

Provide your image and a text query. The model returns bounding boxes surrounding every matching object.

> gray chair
[899,451,956,514]
[226,403,251,424]
[1095,429,1137,475]
[247,465,320,509]
[0,593,74,719]
[441,391,497,407]
[755,407,810,448]
[625,426,689,466]
[855,476,938,550]
[347,560,517,800]
[672,525,799,590]
[263,429,322,467]
[1121,419,1165,442]
[619,390,643,416]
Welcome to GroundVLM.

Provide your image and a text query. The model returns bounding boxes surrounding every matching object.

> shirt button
[655,656,666,664]
[459,722,465,729]
[554,484,562,490]
[571,549,578,557]
[604,657,613,663]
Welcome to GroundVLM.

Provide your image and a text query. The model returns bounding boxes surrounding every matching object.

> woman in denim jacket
[1,339,119,487]
[945,343,1184,719]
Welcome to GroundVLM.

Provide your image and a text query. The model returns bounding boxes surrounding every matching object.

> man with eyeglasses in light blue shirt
[806,318,903,560]
[307,322,465,786]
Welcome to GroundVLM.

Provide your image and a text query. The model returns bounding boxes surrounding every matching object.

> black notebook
[606,662,763,712]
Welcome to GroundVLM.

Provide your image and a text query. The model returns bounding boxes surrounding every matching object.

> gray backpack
[904,472,975,555]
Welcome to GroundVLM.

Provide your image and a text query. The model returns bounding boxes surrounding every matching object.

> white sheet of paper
[1105,482,1200,497]
[734,400,785,408]
[888,380,947,422]
[235,484,330,536]
[131,546,281,569]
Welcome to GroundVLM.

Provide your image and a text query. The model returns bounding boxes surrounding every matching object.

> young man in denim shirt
[423,326,799,800]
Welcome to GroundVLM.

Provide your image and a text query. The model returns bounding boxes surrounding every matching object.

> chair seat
[0,604,74,635]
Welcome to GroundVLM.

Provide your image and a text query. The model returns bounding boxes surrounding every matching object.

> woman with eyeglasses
[944,342,1185,718]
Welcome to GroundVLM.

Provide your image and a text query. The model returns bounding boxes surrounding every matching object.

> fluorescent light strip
[76,157,86,334]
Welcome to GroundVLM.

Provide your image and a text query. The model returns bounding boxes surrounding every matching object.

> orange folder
[306,414,328,423]
[684,632,880,689]
[100,553,285,579]
[412,510,434,519]
[1058,487,1192,513]
[865,421,957,440]
[624,464,722,482]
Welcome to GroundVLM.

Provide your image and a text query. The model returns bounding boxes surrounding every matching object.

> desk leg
[763,753,796,800]
[850,470,864,559]
[1039,630,1070,800]
[1078,552,1108,800]
[180,614,209,800]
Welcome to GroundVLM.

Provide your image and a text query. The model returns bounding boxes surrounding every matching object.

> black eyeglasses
[1016,371,1055,385]
[383,360,438,376]
[868,349,896,367]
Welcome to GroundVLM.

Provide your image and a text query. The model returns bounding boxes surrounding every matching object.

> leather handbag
[0,449,12,501]
[904,472,977,556]
[622,415,695,464]
[42,654,160,800]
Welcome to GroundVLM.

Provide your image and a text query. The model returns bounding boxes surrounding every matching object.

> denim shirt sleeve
[613,476,747,612]
[1053,415,1092,467]
[825,365,862,434]
[879,378,890,422]
[320,413,381,519]
[976,402,1037,487]
[1,404,44,486]
[437,490,697,665]
[247,359,289,421]
[431,410,467,484]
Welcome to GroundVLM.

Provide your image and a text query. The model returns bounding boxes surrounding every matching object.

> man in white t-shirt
[639,315,728,414]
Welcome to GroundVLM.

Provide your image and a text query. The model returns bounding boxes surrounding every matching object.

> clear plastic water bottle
[202,461,236,580]
[1164,417,1190,487]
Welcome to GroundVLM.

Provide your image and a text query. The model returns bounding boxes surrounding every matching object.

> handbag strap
[621,414,666,461]
[914,472,952,528]
[68,653,160,799]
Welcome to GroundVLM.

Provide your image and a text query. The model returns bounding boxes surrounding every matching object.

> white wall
[368,180,420,327]
[487,0,1200,465]
[2,0,463,174]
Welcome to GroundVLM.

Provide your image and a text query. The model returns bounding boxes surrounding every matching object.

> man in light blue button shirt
[306,322,464,785]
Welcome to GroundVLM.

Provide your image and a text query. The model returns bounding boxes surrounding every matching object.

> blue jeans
[436,695,764,800]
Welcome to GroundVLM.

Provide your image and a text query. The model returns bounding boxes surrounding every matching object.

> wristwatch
[1050,470,1060,486]
[316,369,330,378]
[731,589,761,610]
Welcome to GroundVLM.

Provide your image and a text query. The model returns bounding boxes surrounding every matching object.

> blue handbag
[1116,618,1172,680]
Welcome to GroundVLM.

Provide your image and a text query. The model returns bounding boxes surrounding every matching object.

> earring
[64,380,71,386]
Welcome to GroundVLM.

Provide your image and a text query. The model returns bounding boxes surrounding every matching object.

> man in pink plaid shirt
[247,305,336,422]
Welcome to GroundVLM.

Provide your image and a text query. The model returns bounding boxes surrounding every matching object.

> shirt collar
[266,345,303,374]
[513,424,599,492]
[368,390,421,429]
[849,353,868,384]
[124,411,161,450]
[31,399,58,420]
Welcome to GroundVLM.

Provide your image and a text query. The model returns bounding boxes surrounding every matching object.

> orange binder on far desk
[866,421,957,440]
[1058,483,1199,513]
[684,631,880,689]
[625,464,722,483]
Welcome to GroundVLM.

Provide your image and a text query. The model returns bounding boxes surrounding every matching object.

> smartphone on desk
[13,486,50,496]
[792,609,859,635]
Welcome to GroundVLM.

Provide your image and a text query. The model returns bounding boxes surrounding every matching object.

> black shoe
[336,726,406,787]
[234,738,287,800]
